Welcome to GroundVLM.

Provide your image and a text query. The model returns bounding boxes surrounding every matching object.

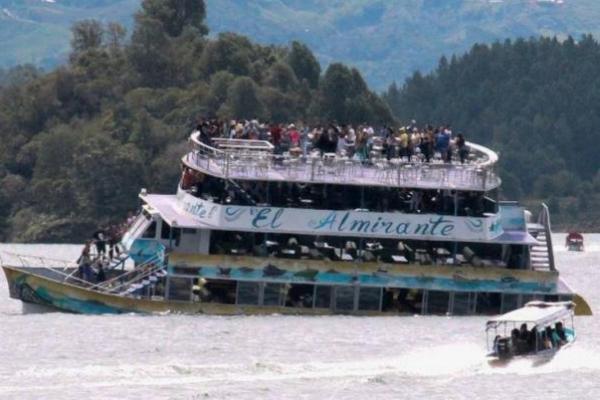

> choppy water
[0,235,599,399]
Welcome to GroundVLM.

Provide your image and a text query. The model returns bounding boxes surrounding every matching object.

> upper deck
[184,131,501,192]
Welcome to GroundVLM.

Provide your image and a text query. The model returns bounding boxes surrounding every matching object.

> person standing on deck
[270,123,282,152]
[77,241,92,280]
[93,228,107,257]
[399,127,410,160]
[456,133,469,164]
[108,224,122,260]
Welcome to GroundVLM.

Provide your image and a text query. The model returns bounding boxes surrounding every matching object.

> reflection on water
[0,235,599,399]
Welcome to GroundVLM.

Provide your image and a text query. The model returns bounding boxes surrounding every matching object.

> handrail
[186,131,501,191]
[210,137,274,151]
[106,260,165,294]
[89,252,163,291]
[539,203,556,271]
[2,251,94,287]
[2,249,166,294]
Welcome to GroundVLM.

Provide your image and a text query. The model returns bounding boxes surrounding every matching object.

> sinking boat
[1,130,592,316]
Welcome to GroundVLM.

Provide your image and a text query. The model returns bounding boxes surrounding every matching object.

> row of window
[164,276,567,315]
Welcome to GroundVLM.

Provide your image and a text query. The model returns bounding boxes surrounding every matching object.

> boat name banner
[176,190,503,241]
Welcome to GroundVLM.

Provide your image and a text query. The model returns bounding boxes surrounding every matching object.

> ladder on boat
[527,203,556,272]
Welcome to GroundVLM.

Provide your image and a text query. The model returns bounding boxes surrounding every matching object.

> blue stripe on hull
[192,266,556,294]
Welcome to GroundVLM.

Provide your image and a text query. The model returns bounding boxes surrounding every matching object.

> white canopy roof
[486,301,574,329]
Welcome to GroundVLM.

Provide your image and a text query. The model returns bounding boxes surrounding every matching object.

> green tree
[71,20,104,55]
[287,41,321,89]
[139,0,208,38]
[226,77,264,120]
[265,62,298,92]
[128,16,173,87]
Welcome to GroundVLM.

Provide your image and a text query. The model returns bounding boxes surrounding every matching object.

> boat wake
[3,343,600,397]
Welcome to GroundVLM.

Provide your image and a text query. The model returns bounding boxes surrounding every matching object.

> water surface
[1,235,599,399]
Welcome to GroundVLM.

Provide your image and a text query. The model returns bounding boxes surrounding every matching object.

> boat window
[544,294,559,302]
[315,286,332,309]
[397,288,423,314]
[521,294,543,304]
[167,277,193,301]
[426,290,450,315]
[204,279,236,304]
[381,288,396,311]
[500,293,520,313]
[358,287,381,311]
[237,282,260,305]
[451,292,475,315]
[334,286,356,312]
[475,292,501,314]
[161,223,181,245]
[142,221,156,238]
[263,283,285,306]
[285,284,314,308]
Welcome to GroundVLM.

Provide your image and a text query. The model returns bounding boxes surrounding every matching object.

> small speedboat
[565,232,584,252]
[485,301,576,363]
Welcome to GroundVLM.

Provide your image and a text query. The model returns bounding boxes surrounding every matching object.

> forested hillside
[0,0,391,242]
[383,36,600,230]
[5,1,600,89]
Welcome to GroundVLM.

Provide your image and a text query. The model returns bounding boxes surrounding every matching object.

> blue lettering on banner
[252,208,284,229]
[305,211,458,238]
[178,192,502,240]
[184,201,218,220]
[224,207,246,222]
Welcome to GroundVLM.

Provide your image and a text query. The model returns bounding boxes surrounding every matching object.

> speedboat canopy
[486,301,575,329]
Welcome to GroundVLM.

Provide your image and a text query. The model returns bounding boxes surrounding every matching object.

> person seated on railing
[196,120,213,145]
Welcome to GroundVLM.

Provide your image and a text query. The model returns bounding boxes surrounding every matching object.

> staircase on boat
[89,240,169,298]
[105,256,167,297]
[527,203,556,272]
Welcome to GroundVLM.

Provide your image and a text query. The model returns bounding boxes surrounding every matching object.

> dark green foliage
[318,63,392,124]
[0,0,390,242]
[383,36,600,230]
[139,0,208,38]
[226,77,265,120]
[70,20,104,55]
[287,41,320,89]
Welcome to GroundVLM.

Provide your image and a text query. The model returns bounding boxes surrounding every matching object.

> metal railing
[89,252,165,294]
[186,131,501,191]
[538,203,556,272]
[1,247,167,296]
[1,251,93,287]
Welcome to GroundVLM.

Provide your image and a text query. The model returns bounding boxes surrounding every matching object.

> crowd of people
[494,321,569,357]
[76,213,136,283]
[195,118,471,164]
